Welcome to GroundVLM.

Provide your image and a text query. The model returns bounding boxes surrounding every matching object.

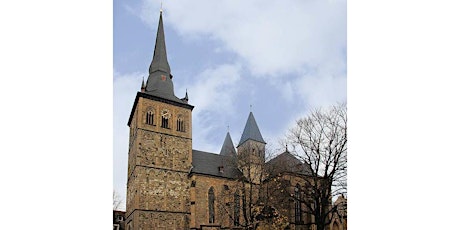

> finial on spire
[227,125,230,132]
[285,144,288,152]
[250,104,252,112]
[160,1,163,13]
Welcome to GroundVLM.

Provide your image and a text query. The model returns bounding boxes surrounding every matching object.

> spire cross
[227,125,230,132]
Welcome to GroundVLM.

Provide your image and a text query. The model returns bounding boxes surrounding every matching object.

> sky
[114,0,347,210]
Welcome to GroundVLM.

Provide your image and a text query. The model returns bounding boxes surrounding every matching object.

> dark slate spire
[149,11,170,75]
[144,11,183,103]
[238,112,266,146]
[220,132,237,156]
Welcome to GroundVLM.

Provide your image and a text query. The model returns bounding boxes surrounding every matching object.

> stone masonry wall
[126,96,193,230]
[191,174,241,229]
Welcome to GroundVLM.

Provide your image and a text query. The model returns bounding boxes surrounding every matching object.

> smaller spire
[141,77,146,92]
[181,89,189,103]
[220,132,237,156]
[237,112,266,147]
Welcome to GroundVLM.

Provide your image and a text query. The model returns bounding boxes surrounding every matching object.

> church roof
[266,150,312,176]
[191,150,242,179]
[237,112,266,147]
[219,132,236,156]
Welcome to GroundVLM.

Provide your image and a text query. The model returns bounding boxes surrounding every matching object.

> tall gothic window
[146,110,154,125]
[161,110,170,128]
[295,183,302,224]
[176,115,185,132]
[233,191,240,226]
[208,187,215,223]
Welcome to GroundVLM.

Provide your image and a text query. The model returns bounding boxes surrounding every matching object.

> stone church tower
[236,112,266,184]
[125,11,194,230]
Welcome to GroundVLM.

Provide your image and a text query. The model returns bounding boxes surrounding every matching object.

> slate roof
[266,151,312,176]
[238,112,266,147]
[191,149,242,179]
[219,132,237,156]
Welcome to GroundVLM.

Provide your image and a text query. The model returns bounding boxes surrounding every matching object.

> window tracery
[161,110,170,128]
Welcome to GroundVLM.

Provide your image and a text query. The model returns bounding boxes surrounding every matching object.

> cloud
[138,0,347,129]
[140,0,346,78]
[178,63,242,152]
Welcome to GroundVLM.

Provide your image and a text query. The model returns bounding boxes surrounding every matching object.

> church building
[124,11,346,230]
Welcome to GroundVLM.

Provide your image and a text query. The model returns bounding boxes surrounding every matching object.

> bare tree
[287,103,347,230]
[113,190,124,211]
[216,144,289,230]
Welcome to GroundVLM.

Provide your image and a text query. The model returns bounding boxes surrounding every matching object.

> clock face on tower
[162,109,171,118]
[161,75,166,81]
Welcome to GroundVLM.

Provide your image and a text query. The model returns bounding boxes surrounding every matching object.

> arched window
[146,110,154,125]
[295,183,302,224]
[208,187,215,223]
[161,110,170,128]
[233,191,240,226]
[176,115,185,132]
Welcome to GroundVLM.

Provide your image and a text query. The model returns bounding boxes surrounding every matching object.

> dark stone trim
[136,164,190,174]
[189,171,239,180]
[127,164,190,183]
[137,127,192,140]
[128,92,194,126]
[134,209,191,214]
[236,138,267,148]
[126,209,191,219]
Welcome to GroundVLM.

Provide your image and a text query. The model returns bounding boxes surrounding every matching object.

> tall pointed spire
[237,112,266,147]
[149,11,170,75]
[144,11,183,103]
[220,132,237,156]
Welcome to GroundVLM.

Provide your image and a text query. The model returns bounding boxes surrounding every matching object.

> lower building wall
[126,210,190,230]
[190,175,239,229]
